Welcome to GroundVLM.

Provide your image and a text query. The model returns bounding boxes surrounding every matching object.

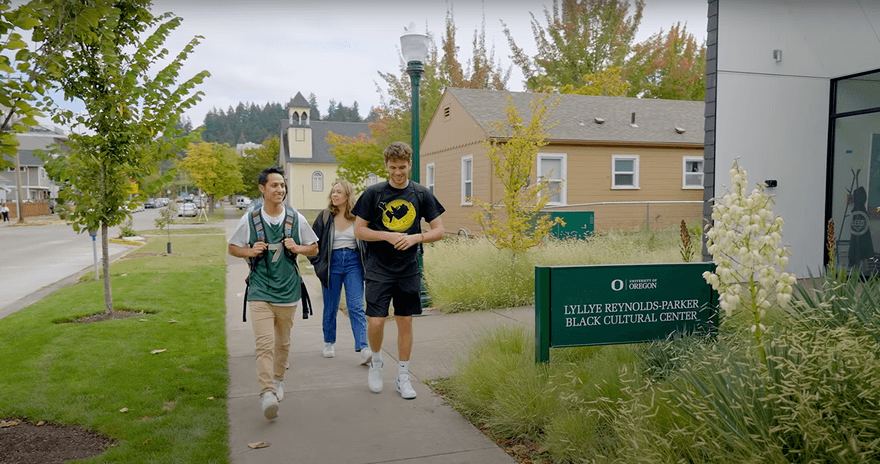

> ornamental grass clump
[702,160,796,360]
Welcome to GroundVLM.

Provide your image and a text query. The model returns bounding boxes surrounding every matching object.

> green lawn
[0,235,229,463]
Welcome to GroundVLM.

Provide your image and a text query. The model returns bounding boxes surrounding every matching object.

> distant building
[278,91,372,210]
[0,125,67,202]
[236,142,262,156]
[420,88,705,235]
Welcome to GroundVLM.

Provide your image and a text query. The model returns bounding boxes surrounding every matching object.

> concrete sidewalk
[224,210,531,464]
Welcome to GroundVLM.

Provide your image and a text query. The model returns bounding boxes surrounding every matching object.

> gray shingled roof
[280,120,371,164]
[16,150,45,166]
[448,88,704,145]
[287,91,311,109]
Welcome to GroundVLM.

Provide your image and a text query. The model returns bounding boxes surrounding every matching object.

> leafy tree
[35,0,209,314]
[178,142,243,215]
[503,0,644,91]
[326,131,384,192]
[372,8,510,150]
[330,9,511,184]
[200,100,284,145]
[441,8,510,91]
[307,92,321,121]
[239,135,280,199]
[626,22,706,100]
[553,66,629,96]
[470,95,563,258]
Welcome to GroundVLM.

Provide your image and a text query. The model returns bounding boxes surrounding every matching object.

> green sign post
[535,263,718,363]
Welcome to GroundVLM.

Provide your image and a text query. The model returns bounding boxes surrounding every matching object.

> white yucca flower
[702,159,795,350]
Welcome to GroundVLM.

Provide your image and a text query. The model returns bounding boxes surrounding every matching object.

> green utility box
[548,211,594,239]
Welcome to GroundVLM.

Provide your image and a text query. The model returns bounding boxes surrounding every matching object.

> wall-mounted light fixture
[773,49,782,62]
[674,127,686,134]
[593,117,605,124]
[765,179,778,188]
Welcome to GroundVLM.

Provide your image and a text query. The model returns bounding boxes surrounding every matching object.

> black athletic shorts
[364,275,422,317]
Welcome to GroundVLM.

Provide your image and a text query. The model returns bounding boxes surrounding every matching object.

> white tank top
[333,224,356,250]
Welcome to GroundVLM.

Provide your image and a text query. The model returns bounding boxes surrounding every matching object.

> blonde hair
[327,180,356,220]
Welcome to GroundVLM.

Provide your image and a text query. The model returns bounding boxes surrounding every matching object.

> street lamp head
[400,22,429,64]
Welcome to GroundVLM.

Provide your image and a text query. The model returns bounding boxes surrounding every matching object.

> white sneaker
[396,373,417,400]
[360,348,372,366]
[368,360,383,393]
[323,342,335,358]
[273,379,284,402]
[261,392,279,420]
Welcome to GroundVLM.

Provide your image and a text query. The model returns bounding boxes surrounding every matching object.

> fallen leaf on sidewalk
[119,408,129,413]
[248,442,269,449]
[0,419,22,428]
[36,421,45,426]
[150,349,167,354]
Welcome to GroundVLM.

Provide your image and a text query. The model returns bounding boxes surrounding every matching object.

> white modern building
[706,0,880,276]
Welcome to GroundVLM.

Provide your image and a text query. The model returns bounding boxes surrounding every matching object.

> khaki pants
[250,301,296,395]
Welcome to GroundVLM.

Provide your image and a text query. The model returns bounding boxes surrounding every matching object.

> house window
[365,173,379,187]
[311,171,323,192]
[612,155,639,189]
[538,153,567,205]
[461,155,473,205]
[426,162,435,195]
[39,167,47,180]
[682,156,704,189]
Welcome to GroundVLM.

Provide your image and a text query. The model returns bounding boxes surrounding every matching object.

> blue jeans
[322,248,367,350]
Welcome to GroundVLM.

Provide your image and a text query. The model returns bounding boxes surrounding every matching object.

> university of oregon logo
[381,199,416,232]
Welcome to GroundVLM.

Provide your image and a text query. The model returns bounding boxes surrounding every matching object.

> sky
[46,0,710,130]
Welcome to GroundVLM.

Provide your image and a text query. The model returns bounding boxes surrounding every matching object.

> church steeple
[282,91,314,160]
[287,92,312,126]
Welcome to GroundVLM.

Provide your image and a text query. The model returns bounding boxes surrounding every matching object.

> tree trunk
[208,194,214,216]
[102,222,113,314]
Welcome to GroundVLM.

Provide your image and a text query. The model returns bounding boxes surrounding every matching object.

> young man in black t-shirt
[352,142,445,400]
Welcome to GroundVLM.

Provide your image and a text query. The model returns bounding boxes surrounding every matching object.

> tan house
[278,91,373,210]
[419,88,705,236]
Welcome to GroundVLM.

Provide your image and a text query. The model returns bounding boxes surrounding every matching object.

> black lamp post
[400,24,430,307]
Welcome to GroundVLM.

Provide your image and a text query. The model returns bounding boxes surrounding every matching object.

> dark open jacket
[307,209,366,289]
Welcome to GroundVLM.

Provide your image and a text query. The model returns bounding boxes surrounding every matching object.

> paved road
[0,207,169,319]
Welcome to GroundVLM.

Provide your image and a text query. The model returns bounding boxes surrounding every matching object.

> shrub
[425,227,681,313]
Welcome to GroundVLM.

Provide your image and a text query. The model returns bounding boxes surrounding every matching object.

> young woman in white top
[308,180,370,364]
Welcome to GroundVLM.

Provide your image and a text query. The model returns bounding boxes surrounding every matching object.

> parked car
[179,202,197,217]
[144,198,157,209]
[157,198,170,207]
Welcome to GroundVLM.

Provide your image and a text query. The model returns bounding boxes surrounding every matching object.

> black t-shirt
[352,181,445,280]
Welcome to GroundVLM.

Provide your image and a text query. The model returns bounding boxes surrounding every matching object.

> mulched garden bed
[0,418,113,464]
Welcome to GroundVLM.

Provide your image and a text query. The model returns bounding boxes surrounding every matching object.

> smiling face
[385,158,411,189]
[330,183,348,208]
[258,173,286,206]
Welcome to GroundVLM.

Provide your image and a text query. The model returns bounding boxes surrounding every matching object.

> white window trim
[461,155,473,206]
[311,171,323,192]
[682,156,704,189]
[612,155,640,189]
[426,162,435,195]
[537,153,567,205]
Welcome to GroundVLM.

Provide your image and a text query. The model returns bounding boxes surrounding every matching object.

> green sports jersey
[247,210,301,304]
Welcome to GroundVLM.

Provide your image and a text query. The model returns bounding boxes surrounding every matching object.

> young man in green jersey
[228,166,318,419]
